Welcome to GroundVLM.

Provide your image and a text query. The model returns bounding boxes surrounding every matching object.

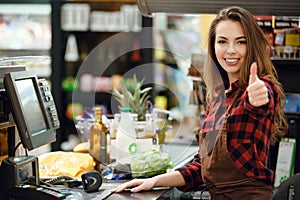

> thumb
[249,62,258,85]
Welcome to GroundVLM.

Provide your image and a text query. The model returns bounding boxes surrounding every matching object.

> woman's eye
[217,40,226,44]
[237,40,247,44]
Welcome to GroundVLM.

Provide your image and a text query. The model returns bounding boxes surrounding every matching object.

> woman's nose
[226,43,236,54]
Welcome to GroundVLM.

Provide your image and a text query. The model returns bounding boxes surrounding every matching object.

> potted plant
[111,74,152,121]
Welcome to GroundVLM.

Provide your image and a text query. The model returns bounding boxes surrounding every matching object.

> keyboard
[8,185,66,200]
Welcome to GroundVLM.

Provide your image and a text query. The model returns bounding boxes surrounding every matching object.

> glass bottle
[89,107,109,164]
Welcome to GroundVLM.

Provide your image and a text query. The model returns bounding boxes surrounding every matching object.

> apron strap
[225,87,242,115]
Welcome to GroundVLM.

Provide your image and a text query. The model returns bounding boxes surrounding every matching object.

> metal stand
[0,89,39,195]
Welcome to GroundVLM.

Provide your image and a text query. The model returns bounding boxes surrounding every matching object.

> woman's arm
[112,170,185,193]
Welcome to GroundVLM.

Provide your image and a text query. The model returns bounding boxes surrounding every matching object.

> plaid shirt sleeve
[174,77,278,192]
[227,77,277,185]
[175,152,205,192]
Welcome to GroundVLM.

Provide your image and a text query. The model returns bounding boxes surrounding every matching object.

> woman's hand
[112,178,156,193]
[112,171,185,193]
[246,62,269,107]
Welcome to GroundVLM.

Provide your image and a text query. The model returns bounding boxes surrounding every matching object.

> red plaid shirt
[176,78,278,192]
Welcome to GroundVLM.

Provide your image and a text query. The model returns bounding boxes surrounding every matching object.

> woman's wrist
[150,171,185,188]
[150,175,161,188]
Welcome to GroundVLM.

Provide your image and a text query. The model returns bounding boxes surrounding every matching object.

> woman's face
[214,20,247,83]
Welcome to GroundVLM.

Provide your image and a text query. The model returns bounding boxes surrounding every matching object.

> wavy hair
[203,6,288,144]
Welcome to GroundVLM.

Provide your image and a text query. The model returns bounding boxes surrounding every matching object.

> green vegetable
[130,148,173,178]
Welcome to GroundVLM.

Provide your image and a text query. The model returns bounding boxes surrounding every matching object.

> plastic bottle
[117,108,136,137]
[115,108,137,163]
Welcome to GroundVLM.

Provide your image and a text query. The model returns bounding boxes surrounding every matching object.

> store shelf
[0,49,50,57]
[0,122,14,129]
[71,0,136,3]
[51,0,153,150]
[272,59,300,64]
[0,4,51,15]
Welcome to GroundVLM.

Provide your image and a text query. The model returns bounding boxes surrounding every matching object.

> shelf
[69,0,136,3]
[0,48,50,51]
[272,59,300,66]
[0,4,51,15]
[62,30,122,34]
[0,49,50,57]
[272,59,300,62]
[50,0,153,149]
[0,122,15,129]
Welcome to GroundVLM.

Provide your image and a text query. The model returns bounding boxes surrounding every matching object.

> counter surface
[64,142,199,199]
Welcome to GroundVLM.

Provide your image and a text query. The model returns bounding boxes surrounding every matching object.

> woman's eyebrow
[236,36,246,40]
[216,36,246,40]
[216,36,227,39]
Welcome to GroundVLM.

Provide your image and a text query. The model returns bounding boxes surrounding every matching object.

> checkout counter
[67,143,199,200]
[62,143,199,199]
[0,100,199,199]
[0,63,200,199]
[55,144,198,200]
[0,143,199,200]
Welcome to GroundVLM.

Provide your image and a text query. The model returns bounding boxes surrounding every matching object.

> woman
[113,6,288,199]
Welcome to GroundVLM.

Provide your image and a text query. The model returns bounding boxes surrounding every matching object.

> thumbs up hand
[246,62,269,107]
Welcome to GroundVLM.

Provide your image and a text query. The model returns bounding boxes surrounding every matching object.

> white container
[110,108,158,164]
[116,108,136,138]
[61,3,90,31]
[64,34,79,62]
[113,108,137,163]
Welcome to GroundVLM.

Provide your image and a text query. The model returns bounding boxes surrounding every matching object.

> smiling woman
[214,20,247,84]
[112,6,288,200]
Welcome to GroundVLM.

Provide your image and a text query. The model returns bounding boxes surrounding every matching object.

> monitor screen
[4,70,60,150]
[284,92,300,171]
[15,79,47,134]
[285,93,300,113]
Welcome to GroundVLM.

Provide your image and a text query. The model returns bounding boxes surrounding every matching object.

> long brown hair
[203,6,288,144]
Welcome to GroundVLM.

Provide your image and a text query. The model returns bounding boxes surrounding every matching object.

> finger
[247,82,267,94]
[249,62,258,85]
[251,98,269,107]
[130,186,142,193]
[249,92,268,102]
[112,185,125,193]
[248,86,267,99]
[113,181,137,192]
[248,88,269,107]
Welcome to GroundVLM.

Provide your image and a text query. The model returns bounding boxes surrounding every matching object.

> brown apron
[199,91,272,200]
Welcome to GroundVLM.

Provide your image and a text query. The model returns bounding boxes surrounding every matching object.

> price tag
[274,138,296,188]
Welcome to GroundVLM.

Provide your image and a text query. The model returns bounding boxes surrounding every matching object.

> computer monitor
[284,93,300,113]
[3,70,60,150]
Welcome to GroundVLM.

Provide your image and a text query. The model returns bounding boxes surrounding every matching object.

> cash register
[0,69,64,199]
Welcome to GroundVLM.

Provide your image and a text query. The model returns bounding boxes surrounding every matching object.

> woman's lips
[225,58,239,66]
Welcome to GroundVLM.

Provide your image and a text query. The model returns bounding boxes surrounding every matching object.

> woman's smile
[215,19,247,83]
[225,58,240,66]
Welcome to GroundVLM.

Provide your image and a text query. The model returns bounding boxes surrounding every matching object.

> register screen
[15,79,47,135]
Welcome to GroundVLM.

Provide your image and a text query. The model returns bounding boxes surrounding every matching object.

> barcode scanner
[81,170,102,193]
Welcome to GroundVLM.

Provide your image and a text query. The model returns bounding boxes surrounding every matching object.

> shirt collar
[227,80,246,96]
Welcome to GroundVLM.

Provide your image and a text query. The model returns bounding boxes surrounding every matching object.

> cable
[13,141,29,157]
[13,141,22,156]
[20,176,37,185]
[44,175,74,185]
